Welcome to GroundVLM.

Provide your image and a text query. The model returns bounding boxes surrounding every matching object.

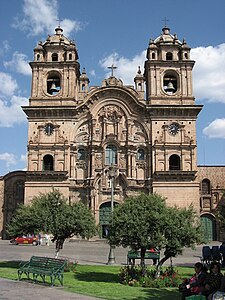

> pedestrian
[44,233,50,246]
[38,233,42,245]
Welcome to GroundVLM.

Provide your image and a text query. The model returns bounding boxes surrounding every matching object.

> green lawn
[0,261,193,300]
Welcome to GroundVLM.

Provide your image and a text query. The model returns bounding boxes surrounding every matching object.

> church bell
[50,82,58,93]
[165,81,175,93]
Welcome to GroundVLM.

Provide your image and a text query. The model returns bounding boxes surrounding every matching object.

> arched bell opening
[47,72,61,95]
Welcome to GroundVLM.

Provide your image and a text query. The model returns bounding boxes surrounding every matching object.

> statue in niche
[95,153,102,168]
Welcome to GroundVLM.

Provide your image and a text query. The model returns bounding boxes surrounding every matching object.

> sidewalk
[0,277,102,300]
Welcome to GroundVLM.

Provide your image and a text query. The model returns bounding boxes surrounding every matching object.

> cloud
[0,72,18,96]
[0,95,28,127]
[203,119,225,139]
[100,51,146,85]
[192,44,225,104]
[20,154,27,163]
[0,153,17,167]
[4,52,31,76]
[13,0,82,37]
[0,40,11,56]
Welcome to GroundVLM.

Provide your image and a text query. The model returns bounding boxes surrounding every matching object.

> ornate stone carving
[99,105,123,122]
[76,161,87,169]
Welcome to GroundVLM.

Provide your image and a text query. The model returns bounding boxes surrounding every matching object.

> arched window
[52,53,58,61]
[169,154,180,170]
[37,54,40,61]
[78,149,86,160]
[152,53,155,59]
[43,154,54,171]
[137,149,145,160]
[201,179,211,194]
[69,53,72,60]
[166,52,173,60]
[105,145,117,165]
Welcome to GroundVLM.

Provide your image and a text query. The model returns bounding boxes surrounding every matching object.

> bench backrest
[128,250,160,259]
[46,258,66,270]
[29,256,49,268]
[29,256,66,270]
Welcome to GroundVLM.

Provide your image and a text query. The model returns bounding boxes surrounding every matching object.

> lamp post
[107,165,116,265]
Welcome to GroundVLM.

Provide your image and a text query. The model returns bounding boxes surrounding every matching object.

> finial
[56,18,63,27]
[82,67,86,74]
[162,17,170,35]
[162,17,169,27]
[108,64,117,77]
[137,66,141,74]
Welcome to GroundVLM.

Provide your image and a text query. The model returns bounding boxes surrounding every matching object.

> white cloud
[203,119,225,139]
[20,154,27,163]
[191,44,225,103]
[4,52,31,76]
[100,51,146,85]
[13,0,82,37]
[90,70,96,77]
[0,40,10,56]
[0,95,28,127]
[0,72,18,97]
[0,153,17,167]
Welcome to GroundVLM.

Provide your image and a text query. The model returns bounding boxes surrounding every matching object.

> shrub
[64,259,78,272]
[119,265,182,288]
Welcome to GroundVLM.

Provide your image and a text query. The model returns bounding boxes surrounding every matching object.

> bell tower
[30,26,80,105]
[144,26,203,210]
[22,26,88,203]
[145,26,194,105]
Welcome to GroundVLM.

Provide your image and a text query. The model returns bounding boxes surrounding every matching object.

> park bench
[127,249,160,265]
[18,255,66,286]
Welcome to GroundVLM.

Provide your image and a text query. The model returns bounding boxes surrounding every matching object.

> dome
[154,26,182,46]
[42,26,71,47]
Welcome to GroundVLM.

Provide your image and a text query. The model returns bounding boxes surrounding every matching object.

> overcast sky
[0,0,225,175]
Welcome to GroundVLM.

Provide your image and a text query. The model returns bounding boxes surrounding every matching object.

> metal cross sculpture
[108,64,117,77]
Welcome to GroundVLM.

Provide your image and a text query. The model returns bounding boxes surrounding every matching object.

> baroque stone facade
[0,26,224,240]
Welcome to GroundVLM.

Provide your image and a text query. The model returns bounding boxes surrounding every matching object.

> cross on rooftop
[108,64,117,77]
[56,18,63,27]
[162,17,169,27]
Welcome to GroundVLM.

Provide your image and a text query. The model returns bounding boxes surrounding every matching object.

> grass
[0,261,194,300]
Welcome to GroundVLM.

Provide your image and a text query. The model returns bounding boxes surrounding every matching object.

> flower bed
[120,265,182,288]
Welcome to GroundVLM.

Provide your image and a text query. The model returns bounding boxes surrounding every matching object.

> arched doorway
[200,214,217,241]
[99,201,118,238]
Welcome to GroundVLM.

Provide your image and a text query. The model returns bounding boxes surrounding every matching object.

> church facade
[0,26,224,240]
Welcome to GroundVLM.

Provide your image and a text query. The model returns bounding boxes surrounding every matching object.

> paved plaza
[0,239,220,299]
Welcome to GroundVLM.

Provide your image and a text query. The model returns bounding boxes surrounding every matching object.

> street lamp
[107,165,116,265]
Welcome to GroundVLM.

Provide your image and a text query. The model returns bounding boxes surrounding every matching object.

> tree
[7,190,97,257]
[157,205,205,275]
[107,193,204,275]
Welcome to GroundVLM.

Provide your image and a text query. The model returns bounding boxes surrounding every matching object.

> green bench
[18,255,66,286]
[127,250,160,265]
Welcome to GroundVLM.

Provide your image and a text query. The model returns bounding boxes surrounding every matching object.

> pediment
[79,85,146,117]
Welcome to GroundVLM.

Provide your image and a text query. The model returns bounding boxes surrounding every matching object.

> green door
[201,214,216,241]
